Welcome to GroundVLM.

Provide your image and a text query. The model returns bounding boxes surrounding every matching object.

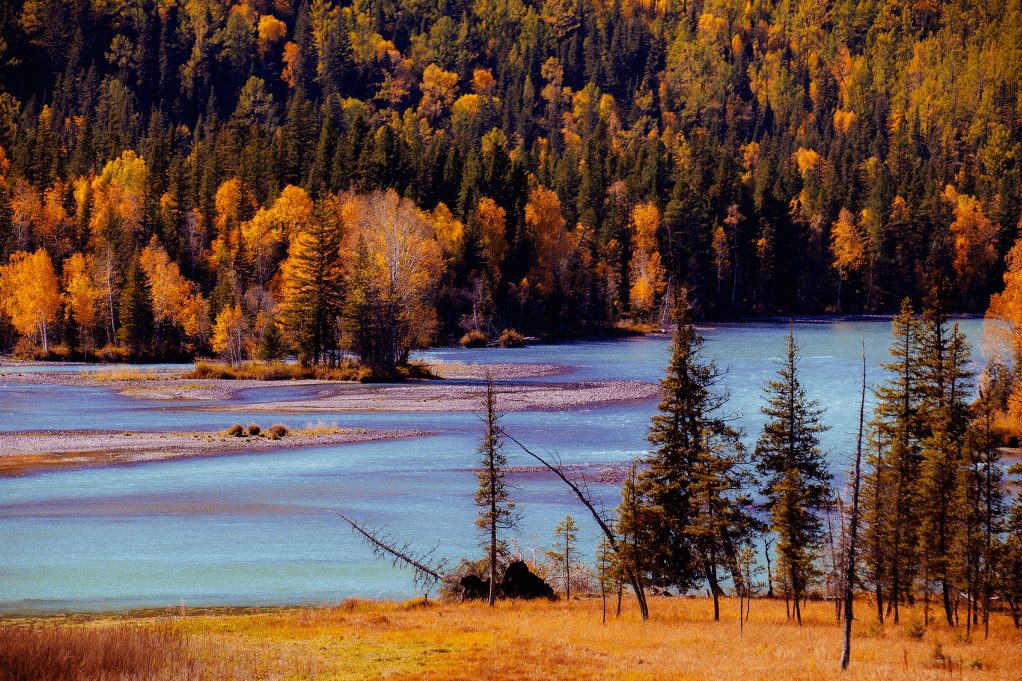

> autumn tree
[0,249,61,352]
[628,203,667,319]
[754,327,833,625]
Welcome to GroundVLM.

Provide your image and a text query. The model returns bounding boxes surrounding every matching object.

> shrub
[498,328,525,348]
[268,424,288,439]
[904,616,927,639]
[248,423,261,436]
[227,423,244,437]
[460,330,489,347]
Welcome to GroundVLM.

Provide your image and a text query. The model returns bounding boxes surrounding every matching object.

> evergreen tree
[475,375,518,606]
[754,327,833,625]
[635,291,753,607]
[547,514,579,601]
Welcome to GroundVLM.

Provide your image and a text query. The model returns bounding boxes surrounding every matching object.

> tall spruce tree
[754,327,832,625]
[636,292,753,610]
[867,299,925,623]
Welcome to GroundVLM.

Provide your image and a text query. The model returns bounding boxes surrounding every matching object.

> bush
[460,330,489,347]
[498,328,525,348]
[247,423,261,436]
[268,424,288,439]
[904,616,927,639]
[227,423,244,437]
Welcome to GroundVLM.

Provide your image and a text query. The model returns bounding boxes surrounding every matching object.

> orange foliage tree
[628,203,667,318]
[0,248,61,352]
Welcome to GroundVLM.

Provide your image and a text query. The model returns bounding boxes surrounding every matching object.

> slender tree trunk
[841,337,866,670]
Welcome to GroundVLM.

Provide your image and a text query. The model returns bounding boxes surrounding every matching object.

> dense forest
[0,0,1021,360]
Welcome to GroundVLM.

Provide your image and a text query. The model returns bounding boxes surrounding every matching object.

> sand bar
[0,428,429,477]
[216,380,660,413]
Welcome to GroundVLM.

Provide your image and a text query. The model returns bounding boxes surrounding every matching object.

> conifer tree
[547,515,579,600]
[636,291,753,608]
[475,375,518,606]
[868,299,925,623]
[755,327,833,625]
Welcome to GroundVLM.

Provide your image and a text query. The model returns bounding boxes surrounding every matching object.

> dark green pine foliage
[637,293,754,610]
[754,327,832,625]
[918,281,975,625]
[475,375,518,606]
[279,198,343,366]
[867,299,925,623]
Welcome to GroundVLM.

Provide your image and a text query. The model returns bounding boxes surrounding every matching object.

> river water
[0,319,987,614]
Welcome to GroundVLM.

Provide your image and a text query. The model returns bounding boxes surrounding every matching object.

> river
[0,319,987,614]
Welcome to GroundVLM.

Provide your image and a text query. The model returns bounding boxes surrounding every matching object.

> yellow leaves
[830,208,865,277]
[62,253,99,333]
[793,147,823,178]
[471,68,496,96]
[212,304,247,365]
[628,203,666,315]
[417,63,459,121]
[0,248,61,350]
[476,197,507,278]
[257,15,286,56]
[427,202,464,256]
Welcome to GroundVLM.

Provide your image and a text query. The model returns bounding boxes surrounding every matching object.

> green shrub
[904,616,927,640]
[227,423,244,437]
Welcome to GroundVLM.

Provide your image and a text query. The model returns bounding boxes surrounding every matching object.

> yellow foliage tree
[0,248,61,352]
[62,252,99,355]
[628,203,667,316]
[212,303,247,365]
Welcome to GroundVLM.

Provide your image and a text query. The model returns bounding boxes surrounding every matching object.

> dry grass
[0,622,194,680]
[295,421,363,436]
[10,597,1022,680]
[80,366,172,381]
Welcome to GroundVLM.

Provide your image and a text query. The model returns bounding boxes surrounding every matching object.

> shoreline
[0,428,431,477]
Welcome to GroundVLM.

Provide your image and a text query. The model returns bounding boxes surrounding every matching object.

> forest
[0,0,1020,361]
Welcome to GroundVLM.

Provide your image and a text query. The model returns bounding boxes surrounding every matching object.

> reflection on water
[0,320,986,613]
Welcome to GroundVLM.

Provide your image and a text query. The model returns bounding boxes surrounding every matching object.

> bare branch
[328,510,446,588]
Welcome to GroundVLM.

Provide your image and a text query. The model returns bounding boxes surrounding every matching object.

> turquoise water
[0,320,986,614]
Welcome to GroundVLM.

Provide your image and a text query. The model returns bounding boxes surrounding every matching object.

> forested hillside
[0,0,1020,360]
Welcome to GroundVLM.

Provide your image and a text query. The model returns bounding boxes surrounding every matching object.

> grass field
[4,596,1022,680]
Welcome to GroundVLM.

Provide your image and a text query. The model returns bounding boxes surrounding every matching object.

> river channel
[0,319,987,614]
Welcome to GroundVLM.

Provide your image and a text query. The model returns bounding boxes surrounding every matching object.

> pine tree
[754,327,833,625]
[547,515,579,600]
[868,298,925,623]
[475,375,518,606]
[635,291,753,609]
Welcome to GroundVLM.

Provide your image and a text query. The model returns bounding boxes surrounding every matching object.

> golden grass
[80,365,172,381]
[11,597,1022,680]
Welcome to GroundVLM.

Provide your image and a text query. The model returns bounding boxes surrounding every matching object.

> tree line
[462,285,1022,637]
[3,0,1022,360]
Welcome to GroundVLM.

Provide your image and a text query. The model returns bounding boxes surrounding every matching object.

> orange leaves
[830,208,866,277]
[0,248,61,351]
[943,184,999,296]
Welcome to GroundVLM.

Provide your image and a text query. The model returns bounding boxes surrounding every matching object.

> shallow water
[0,320,986,614]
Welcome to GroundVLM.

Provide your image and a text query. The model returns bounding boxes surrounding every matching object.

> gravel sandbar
[0,428,429,477]
[218,380,659,414]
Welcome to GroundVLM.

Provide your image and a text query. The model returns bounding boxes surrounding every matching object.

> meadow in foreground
[5,596,1022,680]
